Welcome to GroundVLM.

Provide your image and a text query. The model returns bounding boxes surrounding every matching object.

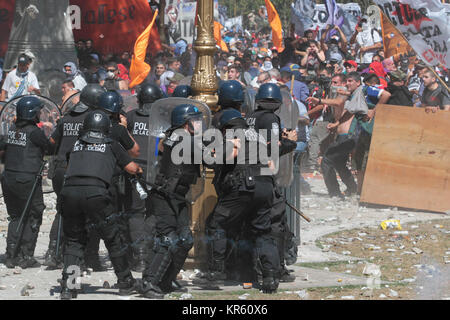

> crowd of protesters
[2,14,450,200]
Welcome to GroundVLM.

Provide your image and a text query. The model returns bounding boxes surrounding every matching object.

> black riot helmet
[16,96,43,121]
[217,108,245,131]
[255,83,283,111]
[218,80,244,108]
[97,90,123,115]
[79,110,112,144]
[172,85,192,98]
[170,104,203,133]
[137,83,165,115]
[79,84,107,112]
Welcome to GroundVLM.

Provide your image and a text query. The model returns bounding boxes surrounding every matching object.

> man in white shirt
[354,18,382,65]
[1,54,40,102]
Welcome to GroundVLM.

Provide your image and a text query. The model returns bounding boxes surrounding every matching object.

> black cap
[18,54,31,65]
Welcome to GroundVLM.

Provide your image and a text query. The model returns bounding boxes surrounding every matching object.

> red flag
[265,0,284,52]
[70,0,161,54]
[129,9,158,88]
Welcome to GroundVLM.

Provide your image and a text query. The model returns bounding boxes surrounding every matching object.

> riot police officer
[124,83,165,271]
[59,110,143,299]
[44,84,106,269]
[197,108,283,293]
[212,80,244,128]
[95,90,140,268]
[97,91,139,160]
[0,96,54,268]
[193,81,245,285]
[171,85,192,98]
[245,83,298,292]
[141,104,204,299]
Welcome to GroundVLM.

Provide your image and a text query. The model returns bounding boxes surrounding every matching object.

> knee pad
[178,227,194,252]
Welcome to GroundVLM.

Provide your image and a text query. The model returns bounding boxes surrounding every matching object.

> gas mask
[361,22,370,31]
[106,71,115,80]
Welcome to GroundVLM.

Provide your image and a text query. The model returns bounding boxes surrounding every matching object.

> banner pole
[379,7,387,57]
[380,10,450,93]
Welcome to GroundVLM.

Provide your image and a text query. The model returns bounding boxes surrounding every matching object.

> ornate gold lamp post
[187,0,219,267]
[191,0,219,111]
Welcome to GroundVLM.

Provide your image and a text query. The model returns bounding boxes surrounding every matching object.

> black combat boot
[59,278,78,300]
[117,276,142,296]
[192,260,226,286]
[44,241,63,269]
[280,265,296,282]
[261,269,279,294]
[18,255,40,269]
[141,279,165,299]
[4,244,19,269]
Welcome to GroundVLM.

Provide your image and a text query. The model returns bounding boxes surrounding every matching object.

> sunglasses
[107,69,117,72]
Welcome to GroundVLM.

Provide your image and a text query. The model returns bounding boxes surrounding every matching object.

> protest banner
[375,0,450,68]
[165,0,219,45]
[291,0,362,39]
[0,1,15,58]
[69,0,161,55]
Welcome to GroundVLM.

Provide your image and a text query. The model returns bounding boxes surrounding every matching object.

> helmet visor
[187,113,204,135]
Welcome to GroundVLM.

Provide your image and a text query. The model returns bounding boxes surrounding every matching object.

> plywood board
[360,105,450,213]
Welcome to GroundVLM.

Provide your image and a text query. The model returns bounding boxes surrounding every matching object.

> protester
[63,62,87,91]
[1,53,40,102]
[421,68,450,112]
[350,16,382,67]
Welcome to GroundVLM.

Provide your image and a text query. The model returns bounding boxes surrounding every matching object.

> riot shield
[242,86,257,116]
[39,70,68,104]
[274,88,300,188]
[122,94,139,113]
[60,91,81,115]
[146,97,211,202]
[0,95,61,138]
[0,102,5,114]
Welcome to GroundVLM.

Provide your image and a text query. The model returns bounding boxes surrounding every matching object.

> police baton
[55,214,63,257]
[138,177,194,205]
[285,201,311,223]
[13,160,47,258]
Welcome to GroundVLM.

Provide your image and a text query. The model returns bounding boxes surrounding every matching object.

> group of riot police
[0,79,299,299]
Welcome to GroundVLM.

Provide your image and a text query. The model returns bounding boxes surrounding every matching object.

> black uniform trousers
[321,134,357,197]
[1,171,45,258]
[142,190,193,290]
[123,167,155,257]
[50,165,102,260]
[60,184,131,281]
[206,176,279,282]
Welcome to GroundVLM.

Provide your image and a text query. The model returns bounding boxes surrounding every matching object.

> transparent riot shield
[146,97,211,202]
[0,95,61,190]
[274,88,300,187]
[60,91,81,115]
[0,102,5,114]
[0,95,61,138]
[122,94,139,113]
[242,86,257,116]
